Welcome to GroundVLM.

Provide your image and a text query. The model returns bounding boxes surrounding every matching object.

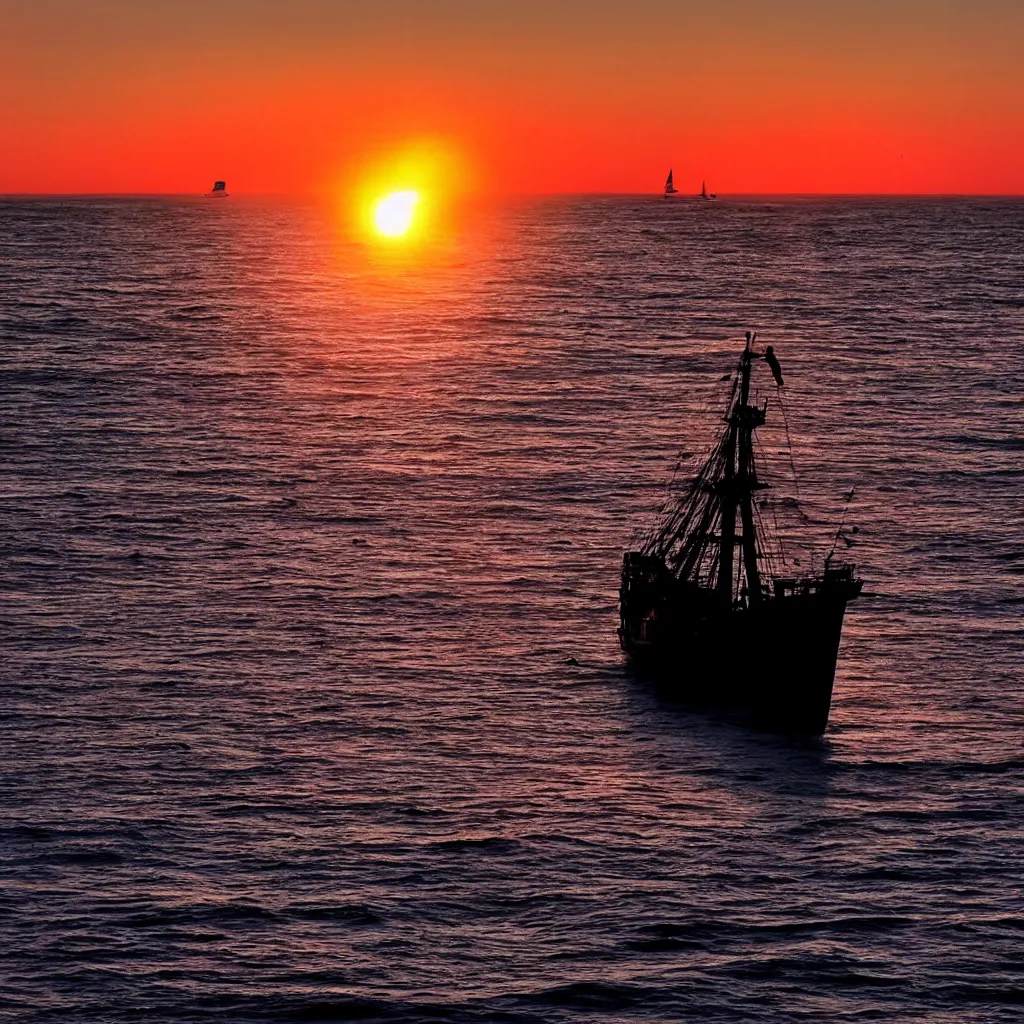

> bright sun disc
[374,190,419,237]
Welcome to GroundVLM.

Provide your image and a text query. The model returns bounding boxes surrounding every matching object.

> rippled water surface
[2,196,1023,1021]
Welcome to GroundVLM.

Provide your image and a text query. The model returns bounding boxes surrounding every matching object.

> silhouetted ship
[206,181,228,198]
[700,180,717,200]
[619,335,862,734]
[664,169,679,197]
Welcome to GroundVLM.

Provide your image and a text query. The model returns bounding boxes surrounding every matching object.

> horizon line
[2,190,1024,200]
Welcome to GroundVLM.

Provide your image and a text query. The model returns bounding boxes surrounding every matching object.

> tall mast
[641,335,777,603]
[737,344,762,603]
[717,420,737,603]
[718,335,765,605]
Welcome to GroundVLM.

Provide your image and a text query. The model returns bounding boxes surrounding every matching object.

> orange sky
[3,1,1023,195]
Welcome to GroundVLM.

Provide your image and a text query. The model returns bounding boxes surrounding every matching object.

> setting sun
[374,190,420,238]
[344,140,475,247]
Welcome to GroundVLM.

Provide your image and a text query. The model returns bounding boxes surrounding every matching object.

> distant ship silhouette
[205,181,228,198]
[664,171,717,200]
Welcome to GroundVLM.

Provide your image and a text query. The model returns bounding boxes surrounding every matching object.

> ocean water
[2,195,1023,1022]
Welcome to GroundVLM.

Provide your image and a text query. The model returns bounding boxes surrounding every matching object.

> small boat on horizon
[700,180,717,201]
[206,181,228,198]
[619,335,862,735]
[664,169,679,198]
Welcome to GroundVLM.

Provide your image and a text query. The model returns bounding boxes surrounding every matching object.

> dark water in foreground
[2,196,1023,1022]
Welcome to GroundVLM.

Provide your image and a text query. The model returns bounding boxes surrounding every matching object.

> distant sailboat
[664,170,679,198]
[700,180,717,201]
[206,181,228,198]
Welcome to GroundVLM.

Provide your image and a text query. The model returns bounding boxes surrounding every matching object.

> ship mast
[718,334,766,605]
[640,334,772,599]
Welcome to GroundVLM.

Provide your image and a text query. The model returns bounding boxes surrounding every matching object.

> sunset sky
[4,0,1023,195]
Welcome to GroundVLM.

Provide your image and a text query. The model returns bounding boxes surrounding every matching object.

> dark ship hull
[619,336,862,736]
[620,554,861,734]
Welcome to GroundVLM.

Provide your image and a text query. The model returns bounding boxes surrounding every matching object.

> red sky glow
[3,1,1023,195]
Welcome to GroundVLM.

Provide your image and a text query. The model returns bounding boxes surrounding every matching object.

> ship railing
[772,565,859,598]
[772,577,823,598]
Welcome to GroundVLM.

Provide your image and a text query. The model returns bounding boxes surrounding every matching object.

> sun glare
[344,140,474,248]
[374,190,419,238]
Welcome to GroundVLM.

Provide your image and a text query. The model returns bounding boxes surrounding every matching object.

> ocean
[2,195,1023,1021]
